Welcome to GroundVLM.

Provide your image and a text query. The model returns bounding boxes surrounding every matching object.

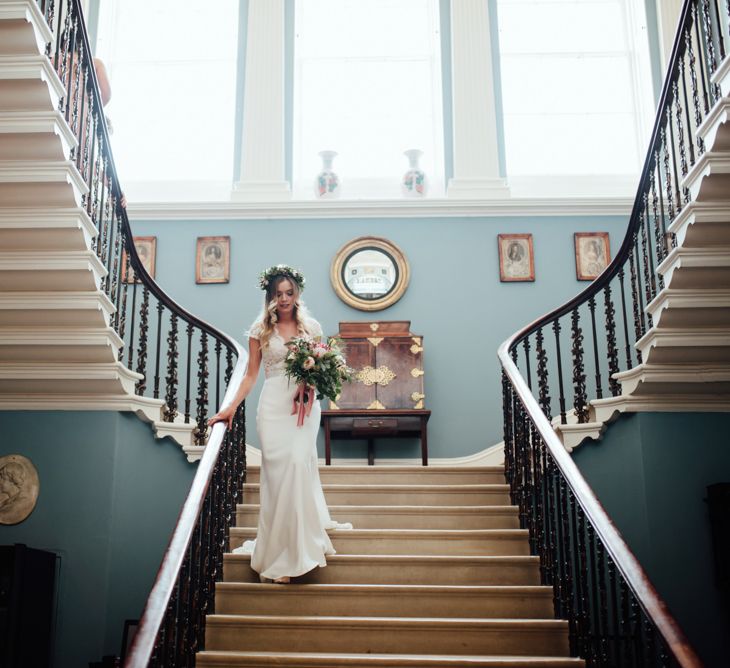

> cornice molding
[128,197,634,221]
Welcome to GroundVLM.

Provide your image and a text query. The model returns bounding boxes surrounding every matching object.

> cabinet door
[375,336,425,409]
[335,338,376,409]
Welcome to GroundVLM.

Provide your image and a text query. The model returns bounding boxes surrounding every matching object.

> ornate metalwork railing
[32,1,249,664]
[498,1,727,665]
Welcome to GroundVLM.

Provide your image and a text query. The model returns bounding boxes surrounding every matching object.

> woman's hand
[207,405,236,430]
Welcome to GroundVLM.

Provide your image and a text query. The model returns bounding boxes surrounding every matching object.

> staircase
[0,0,214,457]
[196,465,584,668]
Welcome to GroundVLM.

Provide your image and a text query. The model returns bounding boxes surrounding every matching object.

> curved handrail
[35,1,251,664]
[498,341,702,666]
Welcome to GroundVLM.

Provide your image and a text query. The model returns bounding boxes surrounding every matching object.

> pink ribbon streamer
[291,384,315,427]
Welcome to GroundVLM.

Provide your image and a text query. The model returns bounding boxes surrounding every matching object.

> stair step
[241,483,512,506]
[0,360,141,395]
[613,362,730,396]
[667,200,730,248]
[223,554,541,586]
[214,583,555,619]
[0,55,65,111]
[0,110,76,160]
[682,150,730,200]
[0,207,96,251]
[646,287,730,328]
[0,250,106,291]
[0,159,88,207]
[657,245,730,288]
[0,291,114,327]
[236,504,520,530]
[195,652,585,667]
[636,326,730,364]
[0,326,122,362]
[230,528,530,557]
[0,0,52,57]
[204,615,570,656]
[245,466,506,486]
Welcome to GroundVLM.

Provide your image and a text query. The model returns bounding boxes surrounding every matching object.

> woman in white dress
[208,265,349,584]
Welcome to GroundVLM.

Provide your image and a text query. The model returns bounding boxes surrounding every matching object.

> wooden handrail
[498,341,703,667]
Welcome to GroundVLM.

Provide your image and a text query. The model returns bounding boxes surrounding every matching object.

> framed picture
[498,234,535,282]
[122,236,156,283]
[196,236,230,284]
[575,232,611,281]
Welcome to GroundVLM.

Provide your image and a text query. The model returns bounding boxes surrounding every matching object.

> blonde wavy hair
[256,275,314,348]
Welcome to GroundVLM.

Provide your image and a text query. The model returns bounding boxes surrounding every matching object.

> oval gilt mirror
[331,237,410,311]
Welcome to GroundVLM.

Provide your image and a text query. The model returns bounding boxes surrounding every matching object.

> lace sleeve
[245,320,263,340]
[306,318,324,340]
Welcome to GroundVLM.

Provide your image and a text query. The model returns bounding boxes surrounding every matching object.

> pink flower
[313,347,326,358]
[303,356,316,370]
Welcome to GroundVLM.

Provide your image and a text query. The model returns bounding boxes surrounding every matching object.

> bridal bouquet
[284,336,352,426]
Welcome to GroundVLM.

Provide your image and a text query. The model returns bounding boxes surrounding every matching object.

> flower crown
[258,264,306,292]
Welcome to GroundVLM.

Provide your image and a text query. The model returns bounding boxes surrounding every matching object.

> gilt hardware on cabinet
[367,337,384,347]
[411,368,425,378]
[355,365,396,387]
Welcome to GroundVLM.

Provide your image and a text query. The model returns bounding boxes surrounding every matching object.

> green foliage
[283,336,353,402]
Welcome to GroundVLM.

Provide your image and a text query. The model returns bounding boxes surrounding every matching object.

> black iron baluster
[639,200,655,309]
[153,301,164,399]
[164,313,178,422]
[607,556,620,667]
[651,173,667,288]
[673,79,689,180]
[523,337,533,391]
[701,0,721,102]
[552,320,567,425]
[536,328,552,420]
[686,21,707,156]
[588,296,603,401]
[127,282,138,371]
[713,0,727,59]
[667,106,685,215]
[110,208,123,328]
[628,236,643,344]
[558,478,577,655]
[215,338,222,411]
[570,308,588,423]
[694,4,712,116]
[661,128,676,223]
[118,237,130,362]
[618,268,633,369]
[681,55,698,167]
[44,0,56,57]
[195,332,209,445]
[569,492,588,657]
[135,286,149,395]
[604,285,621,396]
[185,323,193,424]
[586,525,601,663]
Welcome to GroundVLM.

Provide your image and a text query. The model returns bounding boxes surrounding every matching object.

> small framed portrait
[196,236,230,284]
[575,232,611,281]
[122,236,156,283]
[498,234,535,282]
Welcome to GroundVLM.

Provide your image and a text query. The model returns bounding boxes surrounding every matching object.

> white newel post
[448,0,509,199]
[232,0,290,200]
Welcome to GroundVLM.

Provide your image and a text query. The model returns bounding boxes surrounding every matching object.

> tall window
[95,0,239,200]
[293,0,445,198]
[497,0,654,183]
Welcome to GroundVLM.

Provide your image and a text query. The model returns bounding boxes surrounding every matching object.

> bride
[208,265,350,584]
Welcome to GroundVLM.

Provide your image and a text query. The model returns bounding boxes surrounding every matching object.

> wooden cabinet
[331,321,425,411]
[323,321,430,465]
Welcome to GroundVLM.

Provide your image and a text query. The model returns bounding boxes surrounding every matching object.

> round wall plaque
[0,454,40,525]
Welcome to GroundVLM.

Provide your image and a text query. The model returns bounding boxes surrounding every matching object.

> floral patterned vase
[315,150,340,199]
[401,148,427,197]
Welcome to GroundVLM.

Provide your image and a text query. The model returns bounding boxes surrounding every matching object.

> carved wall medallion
[331,237,410,311]
[0,454,40,525]
[355,365,397,387]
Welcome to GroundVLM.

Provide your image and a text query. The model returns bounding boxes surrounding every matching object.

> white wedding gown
[233,317,351,580]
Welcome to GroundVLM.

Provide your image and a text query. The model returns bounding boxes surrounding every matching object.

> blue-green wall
[129,214,627,460]
[0,411,196,667]
[573,412,730,667]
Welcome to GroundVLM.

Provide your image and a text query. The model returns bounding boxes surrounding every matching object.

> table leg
[324,416,331,466]
[421,417,428,466]
[367,438,375,466]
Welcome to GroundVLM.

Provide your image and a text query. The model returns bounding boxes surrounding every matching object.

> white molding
[0,110,77,159]
[711,53,730,98]
[636,326,730,354]
[0,249,107,277]
[555,421,606,453]
[0,360,142,394]
[0,1,53,55]
[0,158,88,191]
[657,245,730,284]
[590,393,730,424]
[613,362,730,395]
[0,55,65,109]
[126,196,634,221]
[0,290,114,314]
[231,179,291,202]
[646,287,730,327]
[696,96,730,150]
[0,325,123,352]
[0,207,97,249]
[681,151,730,200]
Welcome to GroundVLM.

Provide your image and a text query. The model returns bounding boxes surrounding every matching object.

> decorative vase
[315,150,340,199]
[401,149,427,197]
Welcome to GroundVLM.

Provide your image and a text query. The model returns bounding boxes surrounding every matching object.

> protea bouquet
[284,336,352,425]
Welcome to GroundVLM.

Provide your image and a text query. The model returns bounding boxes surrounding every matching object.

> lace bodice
[247,318,324,379]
